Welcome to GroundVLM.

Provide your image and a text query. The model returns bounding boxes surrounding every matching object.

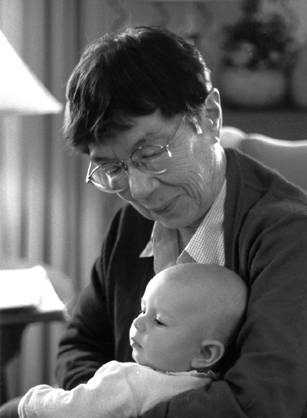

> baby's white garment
[18,360,211,418]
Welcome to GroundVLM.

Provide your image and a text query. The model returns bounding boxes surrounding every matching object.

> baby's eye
[154,316,165,326]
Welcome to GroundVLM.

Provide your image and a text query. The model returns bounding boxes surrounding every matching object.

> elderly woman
[57,26,307,418]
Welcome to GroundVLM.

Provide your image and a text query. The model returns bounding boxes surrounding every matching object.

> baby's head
[129,263,247,373]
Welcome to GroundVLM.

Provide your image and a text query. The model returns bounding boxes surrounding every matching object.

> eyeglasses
[86,114,196,193]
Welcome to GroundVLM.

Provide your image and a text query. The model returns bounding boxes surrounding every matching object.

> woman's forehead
[89,111,176,160]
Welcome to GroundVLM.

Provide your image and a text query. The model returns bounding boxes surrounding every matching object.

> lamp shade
[0,30,63,115]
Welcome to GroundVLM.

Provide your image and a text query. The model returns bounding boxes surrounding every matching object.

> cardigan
[56,148,307,418]
[19,361,210,418]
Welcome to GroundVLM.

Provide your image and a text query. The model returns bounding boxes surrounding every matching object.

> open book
[0,265,66,312]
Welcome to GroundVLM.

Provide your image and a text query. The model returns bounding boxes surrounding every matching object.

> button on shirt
[140,181,226,273]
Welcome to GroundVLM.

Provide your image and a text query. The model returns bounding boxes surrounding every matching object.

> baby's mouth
[130,337,142,349]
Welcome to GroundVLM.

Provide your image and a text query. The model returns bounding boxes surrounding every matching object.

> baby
[18,263,247,418]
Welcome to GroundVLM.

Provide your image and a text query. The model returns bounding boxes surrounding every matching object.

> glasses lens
[131,145,171,173]
[91,163,128,192]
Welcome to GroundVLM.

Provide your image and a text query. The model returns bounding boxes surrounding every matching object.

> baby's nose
[132,314,146,332]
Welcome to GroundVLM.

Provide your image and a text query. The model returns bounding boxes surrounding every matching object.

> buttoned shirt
[140,181,226,273]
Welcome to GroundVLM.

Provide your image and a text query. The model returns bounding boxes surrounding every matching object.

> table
[0,264,73,405]
[0,307,66,404]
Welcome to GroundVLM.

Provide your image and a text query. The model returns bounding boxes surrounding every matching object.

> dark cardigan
[57,149,307,418]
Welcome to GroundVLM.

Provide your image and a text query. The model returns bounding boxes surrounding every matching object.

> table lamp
[0,30,62,115]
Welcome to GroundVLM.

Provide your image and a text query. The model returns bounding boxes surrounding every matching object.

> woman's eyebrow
[139,122,173,143]
[89,147,119,163]
[90,155,104,163]
[90,155,116,164]
[134,130,164,147]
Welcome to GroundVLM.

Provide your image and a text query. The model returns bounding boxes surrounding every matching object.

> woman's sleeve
[55,210,122,390]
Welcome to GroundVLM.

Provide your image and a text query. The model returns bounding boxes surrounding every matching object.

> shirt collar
[181,180,226,265]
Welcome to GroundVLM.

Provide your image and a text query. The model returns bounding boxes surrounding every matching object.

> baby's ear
[191,340,224,370]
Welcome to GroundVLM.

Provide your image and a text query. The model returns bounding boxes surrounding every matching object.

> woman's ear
[204,88,222,137]
[191,339,225,370]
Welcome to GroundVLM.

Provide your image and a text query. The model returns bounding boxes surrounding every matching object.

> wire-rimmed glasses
[86,114,189,193]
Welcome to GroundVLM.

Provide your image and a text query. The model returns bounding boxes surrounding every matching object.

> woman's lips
[145,198,177,214]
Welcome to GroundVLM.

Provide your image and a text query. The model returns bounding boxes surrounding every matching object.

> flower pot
[218,67,286,108]
[291,43,307,108]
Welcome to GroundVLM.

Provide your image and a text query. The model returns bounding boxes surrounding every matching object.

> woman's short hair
[64,26,212,153]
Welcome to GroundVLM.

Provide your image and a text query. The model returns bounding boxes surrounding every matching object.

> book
[0,265,66,312]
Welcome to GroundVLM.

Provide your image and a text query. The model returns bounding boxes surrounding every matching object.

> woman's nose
[128,166,160,200]
[132,314,146,332]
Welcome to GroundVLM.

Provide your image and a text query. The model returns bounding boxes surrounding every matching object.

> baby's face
[129,272,206,372]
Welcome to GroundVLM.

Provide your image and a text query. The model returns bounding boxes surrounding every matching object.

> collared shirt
[140,181,226,273]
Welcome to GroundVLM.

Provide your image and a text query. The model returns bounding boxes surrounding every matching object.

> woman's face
[89,110,225,230]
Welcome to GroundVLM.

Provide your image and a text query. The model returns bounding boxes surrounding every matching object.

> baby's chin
[131,347,192,372]
[133,356,162,371]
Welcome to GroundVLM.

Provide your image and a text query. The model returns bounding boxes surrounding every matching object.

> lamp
[0,30,62,115]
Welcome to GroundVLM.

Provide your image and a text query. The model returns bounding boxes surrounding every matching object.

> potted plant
[218,0,297,108]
